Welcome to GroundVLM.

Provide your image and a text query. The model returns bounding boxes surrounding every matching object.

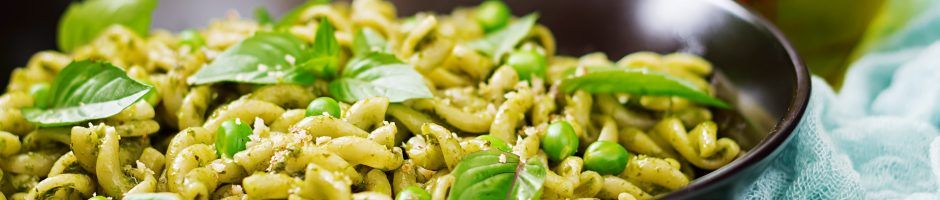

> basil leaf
[447,150,547,200]
[352,27,389,56]
[188,32,316,85]
[254,6,273,25]
[22,61,153,127]
[299,18,340,79]
[328,53,433,103]
[512,157,547,199]
[57,0,158,52]
[274,0,332,31]
[467,13,539,62]
[560,70,730,108]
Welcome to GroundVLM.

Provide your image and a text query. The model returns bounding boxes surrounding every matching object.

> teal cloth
[740,1,940,199]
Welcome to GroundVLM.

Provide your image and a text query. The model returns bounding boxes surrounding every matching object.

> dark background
[1,1,70,69]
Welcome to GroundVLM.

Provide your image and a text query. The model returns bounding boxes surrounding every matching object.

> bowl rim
[661,0,811,198]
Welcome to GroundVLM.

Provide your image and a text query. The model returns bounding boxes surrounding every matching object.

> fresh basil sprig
[467,13,539,62]
[254,6,273,25]
[58,0,158,52]
[22,61,153,127]
[189,18,341,85]
[300,18,341,79]
[447,150,547,200]
[329,52,433,103]
[560,69,731,108]
[188,32,316,85]
[352,27,389,56]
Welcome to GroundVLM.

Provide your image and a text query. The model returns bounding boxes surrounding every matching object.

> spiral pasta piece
[202,99,285,133]
[323,136,404,170]
[24,174,95,200]
[652,118,740,170]
[177,85,215,129]
[345,97,389,130]
[491,87,535,143]
[291,115,370,138]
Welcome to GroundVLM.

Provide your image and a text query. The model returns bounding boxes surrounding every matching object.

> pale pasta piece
[617,128,676,159]
[479,66,519,102]
[167,144,217,194]
[363,168,393,195]
[177,85,214,129]
[25,51,71,74]
[0,92,33,109]
[202,99,285,133]
[491,87,535,144]
[243,172,299,199]
[653,118,740,170]
[209,158,247,184]
[291,116,369,138]
[420,123,465,170]
[24,174,95,200]
[0,131,21,156]
[345,97,390,130]
[2,149,63,176]
[369,122,398,149]
[0,108,34,136]
[595,94,655,130]
[270,109,307,133]
[621,155,689,190]
[153,72,189,129]
[47,152,80,177]
[411,98,494,133]
[598,175,652,200]
[386,104,437,134]
[247,84,316,109]
[404,134,446,170]
[351,0,400,46]
[96,125,153,198]
[323,136,404,170]
[564,91,594,144]
[297,162,353,200]
[425,172,455,200]
[391,160,420,194]
[442,44,494,80]
[574,171,604,198]
[281,144,361,183]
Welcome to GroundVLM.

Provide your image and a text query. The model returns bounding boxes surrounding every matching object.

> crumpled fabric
[739,1,940,199]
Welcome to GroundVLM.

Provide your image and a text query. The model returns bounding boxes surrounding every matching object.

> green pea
[477,135,512,152]
[506,49,547,81]
[216,118,252,158]
[583,141,631,175]
[306,97,341,118]
[541,121,579,161]
[396,185,431,200]
[475,0,512,32]
[179,29,205,49]
[29,83,50,109]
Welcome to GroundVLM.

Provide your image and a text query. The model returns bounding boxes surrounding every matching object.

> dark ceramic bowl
[0,0,810,199]
[392,0,810,199]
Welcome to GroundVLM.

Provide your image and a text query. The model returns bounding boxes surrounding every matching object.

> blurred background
[0,0,913,88]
